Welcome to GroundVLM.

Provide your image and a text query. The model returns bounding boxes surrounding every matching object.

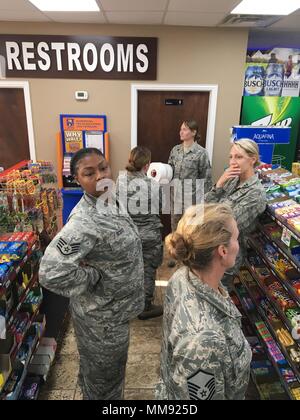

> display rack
[234,165,300,400]
[233,280,290,400]
[0,161,65,399]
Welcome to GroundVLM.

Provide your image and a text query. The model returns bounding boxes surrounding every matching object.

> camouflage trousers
[71,310,129,400]
[142,233,163,304]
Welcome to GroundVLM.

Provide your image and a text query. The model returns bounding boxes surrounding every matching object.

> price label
[281,227,292,247]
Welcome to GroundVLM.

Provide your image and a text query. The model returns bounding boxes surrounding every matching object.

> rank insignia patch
[57,238,81,256]
[187,368,216,400]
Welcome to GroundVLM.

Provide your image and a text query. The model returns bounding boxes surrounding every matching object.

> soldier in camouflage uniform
[39,148,144,400]
[205,139,266,289]
[168,120,212,232]
[117,146,163,320]
[156,203,252,400]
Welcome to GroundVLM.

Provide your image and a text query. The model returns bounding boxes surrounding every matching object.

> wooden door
[0,88,30,170]
[137,90,210,237]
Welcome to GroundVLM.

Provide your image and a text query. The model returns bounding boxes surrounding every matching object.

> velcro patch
[187,368,216,400]
[57,238,81,256]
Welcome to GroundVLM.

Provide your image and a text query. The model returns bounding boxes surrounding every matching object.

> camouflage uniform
[117,171,163,306]
[156,266,252,400]
[39,193,144,400]
[168,142,212,231]
[205,174,267,287]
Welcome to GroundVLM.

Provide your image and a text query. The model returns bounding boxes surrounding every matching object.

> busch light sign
[244,48,300,97]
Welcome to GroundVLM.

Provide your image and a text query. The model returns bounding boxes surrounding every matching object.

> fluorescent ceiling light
[28,0,100,12]
[231,0,300,15]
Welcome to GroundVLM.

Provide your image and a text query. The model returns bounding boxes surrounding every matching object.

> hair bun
[166,232,192,262]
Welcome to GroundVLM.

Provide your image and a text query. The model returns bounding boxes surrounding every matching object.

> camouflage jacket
[205,174,267,273]
[168,142,212,195]
[156,267,252,400]
[39,193,145,324]
[116,171,162,245]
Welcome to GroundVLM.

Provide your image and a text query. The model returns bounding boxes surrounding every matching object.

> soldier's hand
[216,165,241,188]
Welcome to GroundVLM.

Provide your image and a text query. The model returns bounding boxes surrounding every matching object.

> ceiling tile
[99,0,168,12]
[270,14,300,29]
[106,11,164,24]
[164,11,225,26]
[0,9,50,21]
[168,0,240,13]
[44,11,106,23]
[0,0,40,12]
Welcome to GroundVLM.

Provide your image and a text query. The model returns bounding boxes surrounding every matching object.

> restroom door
[137,90,210,237]
[0,88,31,170]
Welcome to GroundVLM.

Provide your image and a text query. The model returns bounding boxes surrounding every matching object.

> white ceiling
[0,0,299,30]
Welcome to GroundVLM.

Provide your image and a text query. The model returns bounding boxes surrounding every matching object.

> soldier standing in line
[167,120,212,268]
[39,148,144,400]
[168,120,212,233]
[205,139,267,290]
[117,146,163,320]
[156,203,252,400]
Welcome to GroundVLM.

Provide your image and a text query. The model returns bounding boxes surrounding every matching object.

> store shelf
[248,236,300,311]
[234,281,296,400]
[0,306,42,396]
[7,271,39,327]
[0,319,45,400]
[258,220,300,276]
[239,269,300,382]
[0,242,38,296]
[267,209,300,244]
[244,256,299,347]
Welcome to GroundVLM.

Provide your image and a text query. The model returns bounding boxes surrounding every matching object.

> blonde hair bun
[166,203,234,270]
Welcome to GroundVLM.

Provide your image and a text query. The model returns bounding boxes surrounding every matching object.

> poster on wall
[60,114,106,154]
[244,48,300,97]
[60,114,108,190]
[240,96,300,170]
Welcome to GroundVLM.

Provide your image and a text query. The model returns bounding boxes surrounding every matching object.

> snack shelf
[248,236,300,312]
[239,269,300,382]
[7,271,39,327]
[244,255,300,348]
[0,304,42,394]
[266,209,300,244]
[0,241,38,296]
[258,223,300,277]
[234,280,297,400]
[0,317,45,400]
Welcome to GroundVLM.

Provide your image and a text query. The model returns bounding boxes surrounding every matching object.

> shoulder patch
[187,368,216,400]
[57,238,81,256]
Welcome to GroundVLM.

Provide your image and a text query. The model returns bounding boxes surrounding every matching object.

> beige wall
[0,22,248,181]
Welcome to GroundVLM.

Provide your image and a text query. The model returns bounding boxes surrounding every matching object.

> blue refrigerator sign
[232,125,291,164]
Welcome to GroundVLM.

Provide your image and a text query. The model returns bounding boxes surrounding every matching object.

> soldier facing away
[156,203,252,400]
[39,148,144,400]
[117,146,163,320]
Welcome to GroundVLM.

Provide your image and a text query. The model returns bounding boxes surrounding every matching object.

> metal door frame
[131,83,218,163]
[0,80,36,161]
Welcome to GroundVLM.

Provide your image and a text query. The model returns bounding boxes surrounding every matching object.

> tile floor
[38,253,175,401]
[38,254,259,400]
[38,287,166,401]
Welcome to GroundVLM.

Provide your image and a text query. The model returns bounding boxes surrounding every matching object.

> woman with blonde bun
[156,203,251,400]
[205,139,266,289]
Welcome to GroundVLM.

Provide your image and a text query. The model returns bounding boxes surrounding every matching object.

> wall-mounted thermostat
[75,91,88,101]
